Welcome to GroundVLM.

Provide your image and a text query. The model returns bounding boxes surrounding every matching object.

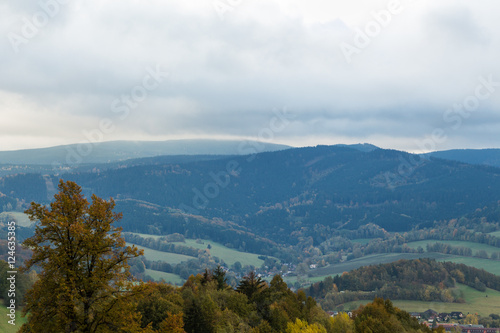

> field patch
[489,231,500,237]
[127,233,266,267]
[309,253,450,278]
[128,233,164,240]
[182,239,266,267]
[308,253,500,284]
[126,242,196,264]
[436,255,500,276]
[337,284,500,317]
[144,269,185,285]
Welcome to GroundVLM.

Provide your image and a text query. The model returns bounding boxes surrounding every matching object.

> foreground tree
[286,318,327,333]
[21,180,143,332]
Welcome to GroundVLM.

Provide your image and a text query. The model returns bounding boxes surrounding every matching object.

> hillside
[0,139,291,165]
[67,145,500,235]
[427,148,500,168]
[2,145,500,246]
[307,258,500,311]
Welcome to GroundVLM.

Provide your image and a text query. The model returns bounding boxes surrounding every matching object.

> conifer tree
[236,271,266,299]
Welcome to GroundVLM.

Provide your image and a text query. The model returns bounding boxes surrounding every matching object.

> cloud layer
[1,0,500,152]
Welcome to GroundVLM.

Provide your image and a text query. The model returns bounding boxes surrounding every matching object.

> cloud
[1,0,500,151]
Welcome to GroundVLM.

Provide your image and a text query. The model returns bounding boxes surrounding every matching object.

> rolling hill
[2,145,500,249]
[427,148,500,168]
[0,139,291,165]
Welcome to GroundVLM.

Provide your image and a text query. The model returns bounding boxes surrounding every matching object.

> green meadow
[144,269,185,285]
[127,233,269,284]
[309,253,450,278]
[436,255,500,276]
[125,242,196,264]
[182,238,266,267]
[295,252,500,289]
[339,284,500,317]
[127,233,267,267]
[489,231,500,238]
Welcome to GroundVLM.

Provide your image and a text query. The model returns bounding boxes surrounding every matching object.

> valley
[2,143,500,319]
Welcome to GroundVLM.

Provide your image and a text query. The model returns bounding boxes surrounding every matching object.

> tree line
[306,258,500,309]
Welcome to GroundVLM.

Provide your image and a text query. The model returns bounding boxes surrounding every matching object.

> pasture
[144,269,185,285]
[127,233,266,267]
[125,242,196,264]
[338,284,500,317]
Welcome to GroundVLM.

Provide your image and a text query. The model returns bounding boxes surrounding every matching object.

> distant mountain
[426,148,500,168]
[4,145,500,247]
[334,143,379,152]
[0,139,291,165]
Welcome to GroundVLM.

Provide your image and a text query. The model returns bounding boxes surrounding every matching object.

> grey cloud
[1,1,500,151]
[425,5,490,47]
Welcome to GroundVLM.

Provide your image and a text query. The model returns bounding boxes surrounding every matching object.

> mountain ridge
[0,139,292,165]
[426,148,500,168]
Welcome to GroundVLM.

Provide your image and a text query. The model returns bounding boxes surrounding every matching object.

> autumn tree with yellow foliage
[20,180,144,333]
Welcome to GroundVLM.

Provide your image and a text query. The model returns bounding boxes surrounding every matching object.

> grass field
[0,301,25,333]
[127,233,266,267]
[338,284,500,317]
[280,275,329,286]
[436,255,500,276]
[407,240,500,257]
[125,242,196,264]
[281,253,451,289]
[489,231,500,237]
[182,239,265,267]
[144,269,185,285]
[300,252,500,290]
[309,253,450,278]
[128,233,164,240]
[0,212,32,227]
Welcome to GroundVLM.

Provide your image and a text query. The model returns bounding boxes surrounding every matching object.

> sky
[1,0,500,153]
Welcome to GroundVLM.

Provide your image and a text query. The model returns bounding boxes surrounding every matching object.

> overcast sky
[1,0,500,153]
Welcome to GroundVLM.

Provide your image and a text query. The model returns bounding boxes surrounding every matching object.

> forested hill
[1,145,500,244]
[70,145,500,234]
[427,148,500,168]
[307,258,500,308]
[0,139,291,165]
